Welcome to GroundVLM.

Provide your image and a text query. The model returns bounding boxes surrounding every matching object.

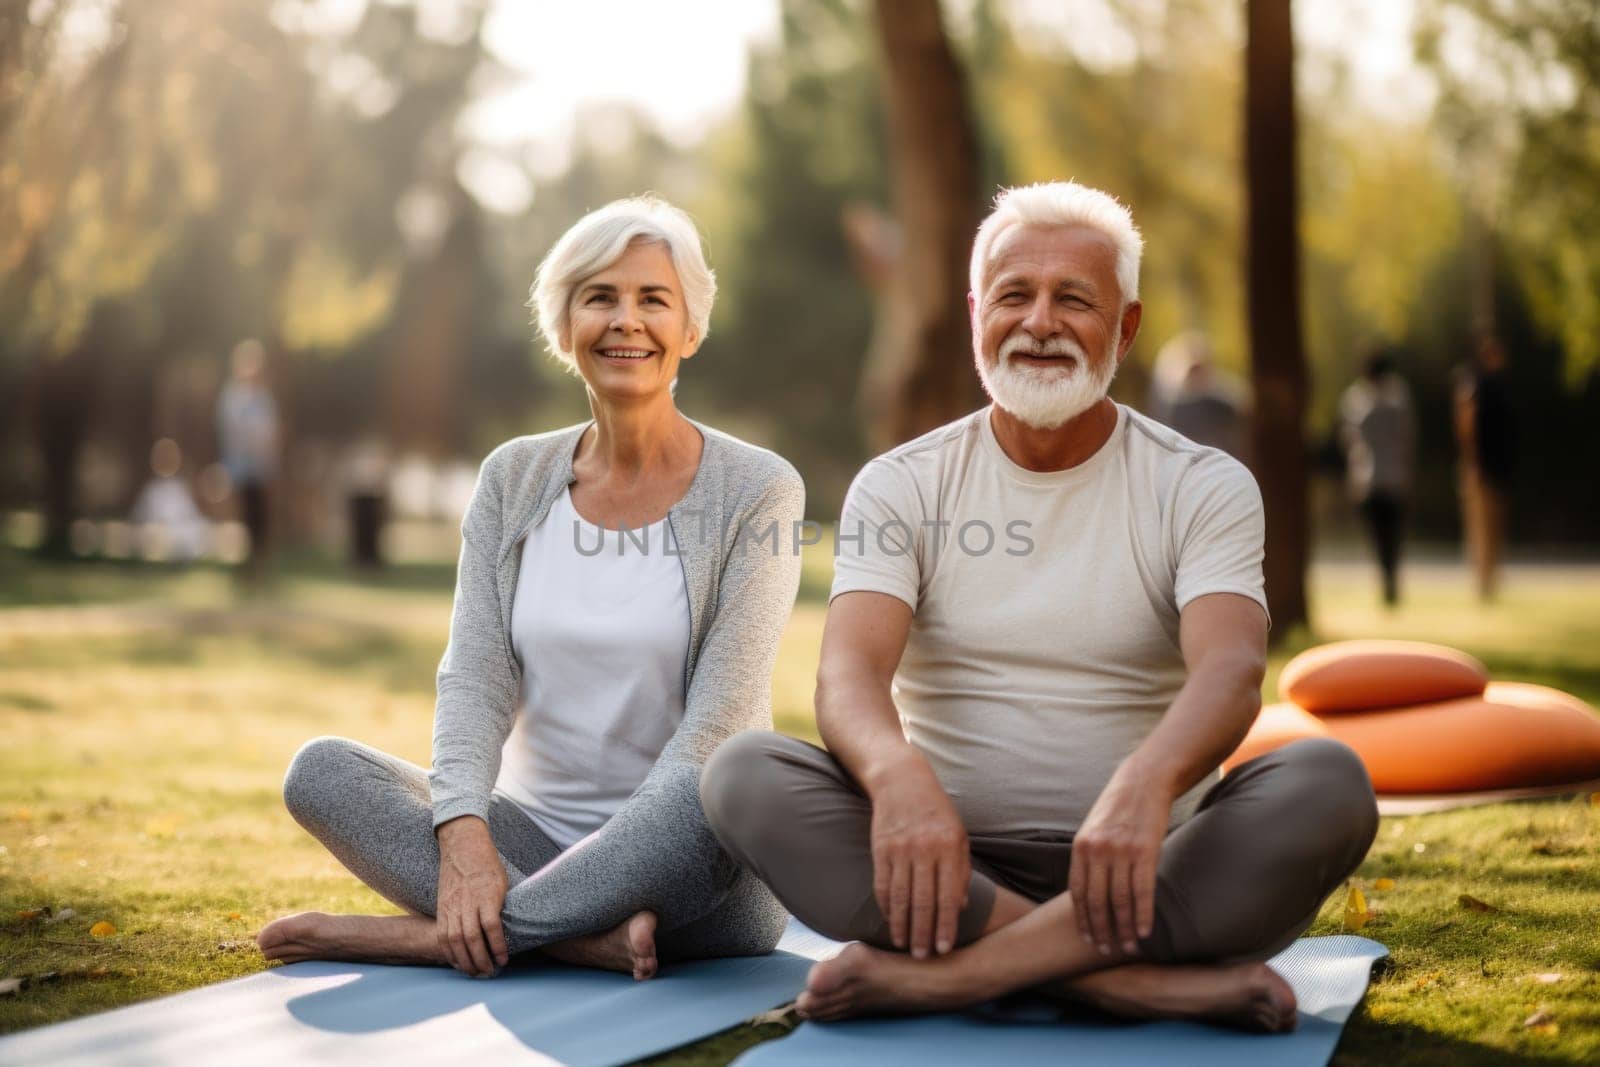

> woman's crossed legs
[258,736,784,978]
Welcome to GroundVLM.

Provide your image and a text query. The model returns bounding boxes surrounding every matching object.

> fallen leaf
[30,834,51,848]
[15,909,44,922]
[1523,1008,1555,1028]
[749,1006,799,1030]
[89,921,117,937]
[1414,972,1441,990]
[1459,894,1501,914]
[225,912,242,922]
[1373,878,1396,891]
[1343,884,1371,931]
[1532,973,1563,984]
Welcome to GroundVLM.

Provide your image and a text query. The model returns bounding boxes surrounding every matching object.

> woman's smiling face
[562,238,700,402]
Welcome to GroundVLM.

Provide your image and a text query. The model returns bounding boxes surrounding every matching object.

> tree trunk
[1244,0,1310,639]
[860,0,985,451]
[30,347,100,557]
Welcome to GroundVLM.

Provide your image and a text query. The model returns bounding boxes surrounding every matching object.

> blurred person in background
[1339,349,1415,607]
[130,437,209,563]
[215,339,280,582]
[1148,332,1249,461]
[259,196,802,981]
[1454,332,1516,601]
[341,435,390,571]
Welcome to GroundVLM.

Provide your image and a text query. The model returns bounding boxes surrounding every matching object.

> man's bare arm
[815,591,916,785]
[1069,592,1268,956]
[816,591,970,957]
[1121,591,1269,796]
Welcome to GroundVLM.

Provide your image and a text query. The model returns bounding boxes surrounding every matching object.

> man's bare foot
[796,942,992,1021]
[542,911,658,980]
[256,912,446,967]
[795,943,1298,1033]
[1064,961,1298,1033]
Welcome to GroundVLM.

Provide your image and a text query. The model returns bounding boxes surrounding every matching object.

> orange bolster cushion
[1221,702,1330,774]
[1279,640,1489,713]
[1318,682,1600,794]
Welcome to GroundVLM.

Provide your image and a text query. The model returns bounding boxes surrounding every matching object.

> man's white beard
[975,329,1120,430]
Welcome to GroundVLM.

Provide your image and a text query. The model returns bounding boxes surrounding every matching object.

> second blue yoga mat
[735,934,1388,1067]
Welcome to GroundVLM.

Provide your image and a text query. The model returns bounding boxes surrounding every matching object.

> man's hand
[435,816,509,976]
[1068,770,1172,956]
[869,756,970,959]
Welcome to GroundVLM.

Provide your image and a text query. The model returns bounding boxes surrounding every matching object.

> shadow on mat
[266,952,815,1060]
[275,960,628,1038]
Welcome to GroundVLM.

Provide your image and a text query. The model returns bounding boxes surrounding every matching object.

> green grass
[1,546,1597,1064]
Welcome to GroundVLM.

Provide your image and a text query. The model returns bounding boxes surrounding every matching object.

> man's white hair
[969,181,1144,305]
[530,195,716,373]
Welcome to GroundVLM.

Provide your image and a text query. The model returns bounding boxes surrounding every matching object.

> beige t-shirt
[830,403,1269,835]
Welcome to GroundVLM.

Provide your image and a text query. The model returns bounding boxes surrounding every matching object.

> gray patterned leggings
[282,736,787,960]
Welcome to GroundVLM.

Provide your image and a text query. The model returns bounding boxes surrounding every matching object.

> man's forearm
[1118,652,1263,799]
[815,666,932,798]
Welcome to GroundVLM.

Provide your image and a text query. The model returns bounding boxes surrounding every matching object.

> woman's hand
[435,815,509,976]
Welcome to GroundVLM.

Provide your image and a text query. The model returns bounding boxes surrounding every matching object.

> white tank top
[497,486,690,847]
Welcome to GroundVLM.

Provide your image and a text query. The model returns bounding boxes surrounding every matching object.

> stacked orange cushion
[1319,682,1600,793]
[1223,641,1600,794]
[1277,640,1488,713]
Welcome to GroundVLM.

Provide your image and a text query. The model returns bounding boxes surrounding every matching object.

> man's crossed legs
[702,733,1377,1028]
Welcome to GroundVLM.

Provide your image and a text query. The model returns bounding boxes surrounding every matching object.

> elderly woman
[257,196,801,979]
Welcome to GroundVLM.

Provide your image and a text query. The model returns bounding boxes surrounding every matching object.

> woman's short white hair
[969,181,1144,305]
[530,195,716,373]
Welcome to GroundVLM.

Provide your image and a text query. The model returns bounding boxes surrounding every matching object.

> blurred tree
[0,0,532,553]
[1245,0,1310,639]
[1,1,316,551]
[857,0,984,451]
[690,0,888,509]
[1418,0,1600,386]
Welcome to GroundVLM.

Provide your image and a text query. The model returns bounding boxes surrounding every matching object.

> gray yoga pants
[701,733,1378,964]
[283,736,787,960]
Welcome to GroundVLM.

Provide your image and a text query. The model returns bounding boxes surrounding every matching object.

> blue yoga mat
[735,935,1389,1067]
[0,922,829,1067]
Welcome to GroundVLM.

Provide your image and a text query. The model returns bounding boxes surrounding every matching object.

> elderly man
[701,181,1377,1029]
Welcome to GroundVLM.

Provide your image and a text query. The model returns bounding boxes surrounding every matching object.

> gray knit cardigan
[428,417,805,830]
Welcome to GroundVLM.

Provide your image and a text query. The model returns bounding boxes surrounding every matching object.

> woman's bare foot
[541,911,658,980]
[256,912,446,967]
[1064,961,1298,1032]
